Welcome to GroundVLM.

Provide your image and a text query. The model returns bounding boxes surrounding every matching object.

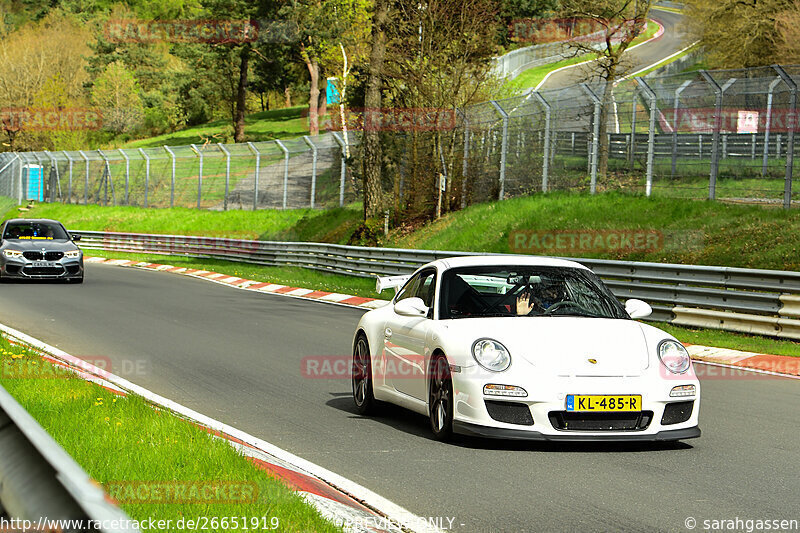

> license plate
[32,261,56,268]
[566,395,641,412]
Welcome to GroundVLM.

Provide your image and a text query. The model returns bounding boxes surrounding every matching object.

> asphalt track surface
[538,9,688,90]
[1,263,799,532]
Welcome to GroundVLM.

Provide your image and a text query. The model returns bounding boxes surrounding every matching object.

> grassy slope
[389,192,800,271]
[119,106,310,149]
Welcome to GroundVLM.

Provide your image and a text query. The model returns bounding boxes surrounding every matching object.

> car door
[383,269,436,401]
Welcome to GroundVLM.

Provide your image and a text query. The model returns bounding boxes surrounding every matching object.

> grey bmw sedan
[0,219,84,283]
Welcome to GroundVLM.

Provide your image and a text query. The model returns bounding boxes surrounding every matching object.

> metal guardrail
[0,381,137,532]
[74,230,800,338]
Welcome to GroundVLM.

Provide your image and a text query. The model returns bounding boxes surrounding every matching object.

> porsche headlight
[657,339,691,374]
[3,249,22,258]
[64,250,81,258]
[471,339,511,372]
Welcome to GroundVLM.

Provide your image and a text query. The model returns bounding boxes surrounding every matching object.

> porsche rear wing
[376,274,411,294]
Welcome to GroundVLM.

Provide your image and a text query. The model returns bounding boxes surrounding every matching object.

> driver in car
[515,282,562,315]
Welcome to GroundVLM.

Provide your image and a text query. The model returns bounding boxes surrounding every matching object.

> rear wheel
[429,354,454,441]
[352,334,378,415]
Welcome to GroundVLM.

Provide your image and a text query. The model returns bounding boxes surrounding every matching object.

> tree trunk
[363,0,389,220]
[597,60,618,182]
[319,80,328,119]
[234,45,249,143]
[306,57,320,136]
[284,86,292,108]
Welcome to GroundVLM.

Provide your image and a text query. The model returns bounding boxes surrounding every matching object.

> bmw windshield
[439,266,628,320]
[2,222,69,241]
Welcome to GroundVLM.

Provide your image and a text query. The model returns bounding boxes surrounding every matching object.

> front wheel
[352,334,378,415]
[429,354,454,441]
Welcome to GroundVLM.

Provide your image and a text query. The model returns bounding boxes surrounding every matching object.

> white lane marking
[0,322,442,533]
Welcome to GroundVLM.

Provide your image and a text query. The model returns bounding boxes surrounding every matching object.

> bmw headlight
[3,249,22,258]
[64,250,81,258]
[657,339,691,374]
[471,339,511,372]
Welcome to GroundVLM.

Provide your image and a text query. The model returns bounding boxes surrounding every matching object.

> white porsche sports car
[351,256,700,442]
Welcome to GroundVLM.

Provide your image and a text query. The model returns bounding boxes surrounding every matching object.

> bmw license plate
[566,395,641,412]
[32,261,56,268]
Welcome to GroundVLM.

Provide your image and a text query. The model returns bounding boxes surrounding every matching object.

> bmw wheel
[352,334,377,415]
[429,354,454,441]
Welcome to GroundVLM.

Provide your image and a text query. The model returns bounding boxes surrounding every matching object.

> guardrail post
[217,143,231,211]
[118,149,130,205]
[137,148,150,208]
[62,151,73,204]
[246,142,261,210]
[700,71,735,200]
[274,139,290,209]
[191,144,203,209]
[456,108,469,209]
[580,84,601,194]
[164,145,176,208]
[331,131,347,207]
[672,80,692,178]
[302,136,318,208]
[635,78,657,196]
[489,100,509,200]
[77,150,90,205]
[532,91,551,192]
[774,65,797,209]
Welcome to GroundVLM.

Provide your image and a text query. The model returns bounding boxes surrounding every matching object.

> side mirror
[71,234,81,241]
[394,297,429,318]
[625,298,652,319]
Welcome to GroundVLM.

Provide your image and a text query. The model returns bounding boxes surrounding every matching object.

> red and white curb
[86,257,390,311]
[0,322,442,533]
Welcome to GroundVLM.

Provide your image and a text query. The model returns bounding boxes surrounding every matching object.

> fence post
[118,149,130,205]
[302,136,318,208]
[97,149,109,206]
[246,142,261,210]
[78,150,90,205]
[629,89,638,168]
[217,143,231,211]
[636,78,657,197]
[164,146,176,208]
[672,80,692,178]
[331,131,347,207]
[456,108,469,209]
[700,71,735,201]
[274,139,290,209]
[762,77,781,176]
[63,151,73,204]
[31,152,45,202]
[774,65,796,209]
[532,91,551,192]
[137,148,150,208]
[580,83,601,194]
[43,151,60,202]
[191,144,203,209]
[489,100,509,200]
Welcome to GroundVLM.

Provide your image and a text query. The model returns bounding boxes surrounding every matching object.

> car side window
[395,274,421,303]
[414,270,436,309]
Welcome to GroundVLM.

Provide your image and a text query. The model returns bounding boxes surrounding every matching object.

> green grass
[0,337,341,533]
[647,322,800,358]
[0,196,16,219]
[505,20,661,91]
[388,192,800,271]
[119,107,310,149]
[90,251,383,299]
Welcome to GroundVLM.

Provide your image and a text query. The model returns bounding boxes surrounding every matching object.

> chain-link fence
[0,132,359,210]
[1,65,798,213]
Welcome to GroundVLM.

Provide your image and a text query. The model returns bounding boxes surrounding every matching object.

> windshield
[2,222,69,240]
[439,265,627,320]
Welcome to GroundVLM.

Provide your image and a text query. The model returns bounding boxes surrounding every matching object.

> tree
[687,0,790,69]
[559,0,650,181]
[91,61,144,134]
[282,0,370,136]
[775,3,800,64]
